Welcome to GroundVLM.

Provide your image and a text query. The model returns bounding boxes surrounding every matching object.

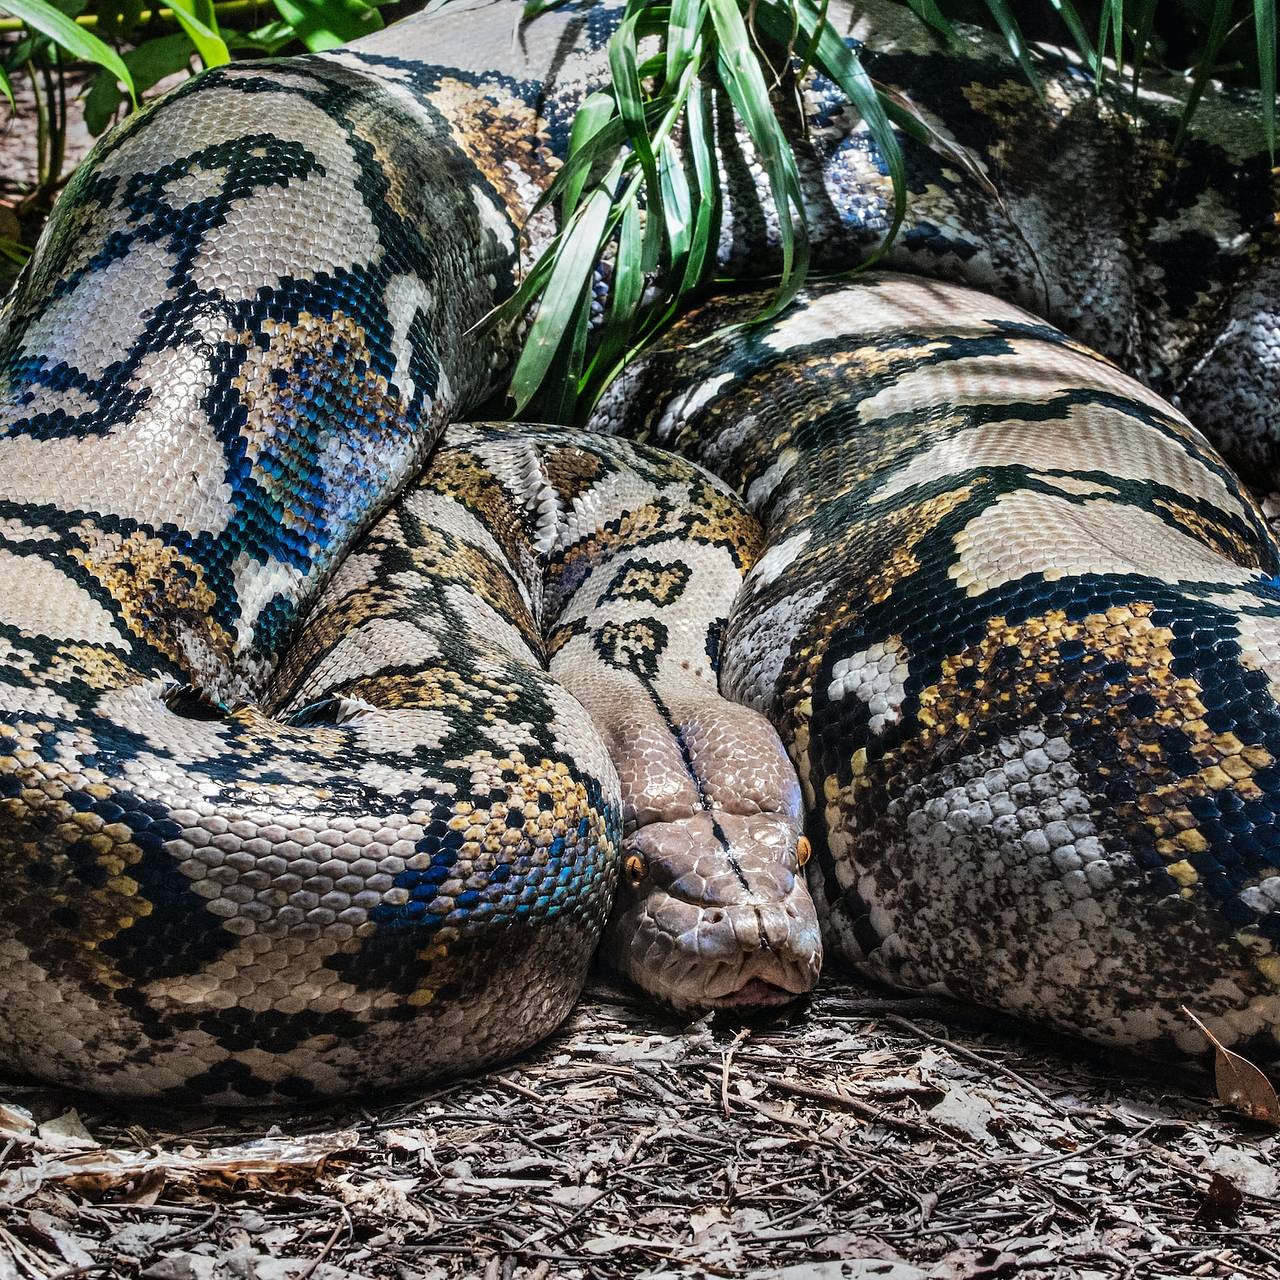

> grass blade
[981,0,1043,99]
[561,91,617,218]
[1046,0,1095,66]
[667,0,704,80]
[759,0,908,258]
[508,181,615,413]
[1257,0,1276,156]
[270,0,382,52]
[678,76,719,292]
[708,0,809,318]
[1175,0,1235,148]
[902,0,954,39]
[166,0,230,68]
[1128,0,1159,98]
[0,0,136,105]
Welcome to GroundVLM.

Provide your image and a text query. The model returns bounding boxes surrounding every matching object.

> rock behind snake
[2,0,1280,1098]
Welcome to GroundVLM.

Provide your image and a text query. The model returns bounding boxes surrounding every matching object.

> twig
[749,1070,945,1141]
[884,1013,1079,1119]
[721,1026,752,1116]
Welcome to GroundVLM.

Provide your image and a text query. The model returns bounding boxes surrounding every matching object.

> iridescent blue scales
[3,0,1280,1099]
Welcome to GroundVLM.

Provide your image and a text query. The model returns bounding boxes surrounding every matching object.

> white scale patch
[950,491,1258,596]
[1233,610,1280,708]
[384,273,435,408]
[871,402,1241,516]
[0,550,126,648]
[858,335,1192,435]
[15,242,179,381]
[826,636,909,734]
[1,324,236,538]
[745,530,809,591]
[745,448,800,513]
[723,581,833,712]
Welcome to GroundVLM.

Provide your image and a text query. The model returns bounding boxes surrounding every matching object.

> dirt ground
[2,969,1279,1280]
[0,65,100,287]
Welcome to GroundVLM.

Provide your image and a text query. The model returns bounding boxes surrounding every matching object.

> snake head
[600,811,822,1012]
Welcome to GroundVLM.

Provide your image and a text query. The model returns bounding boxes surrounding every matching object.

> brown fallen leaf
[1181,1006,1280,1127]
[1195,1171,1244,1225]
[5,1128,360,1199]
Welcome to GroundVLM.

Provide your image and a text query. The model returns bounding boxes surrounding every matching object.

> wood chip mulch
[2,971,1278,1280]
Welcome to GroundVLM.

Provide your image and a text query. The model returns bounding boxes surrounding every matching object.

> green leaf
[1256,0,1276,156]
[156,0,228,69]
[226,19,296,53]
[127,31,199,91]
[0,0,136,105]
[0,65,12,111]
[535,269,593,424]
[1045,0,1095,69]
[877,80,999,202]
[759,0,908,261]
[609,7,664,267]
[508,179,616,413]
[529,103,661,222]
[666,0,704,79]
[1106,0,1123,82]
[0,235,30,266]
[658,135,693,273]
[708,0,809,320]
[562,91,617,218]
[981,0,1043,98]
[677,76,718,292]
[1175,0,1235,147]
[902,0,955,39]
[85,33,197,136]
[1128,0,1160,96]
[270,0,382,52]
[83,69,122,134]
[589,195,645,389]
[97,0,144,42]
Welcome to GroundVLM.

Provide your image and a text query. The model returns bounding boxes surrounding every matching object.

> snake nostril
[706,908,726,926]
[163,684,229,721]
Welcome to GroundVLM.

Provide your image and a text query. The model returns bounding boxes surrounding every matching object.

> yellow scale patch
[71,529,234,679]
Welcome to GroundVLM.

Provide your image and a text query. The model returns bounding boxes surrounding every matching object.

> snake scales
[2,0,1280,1102]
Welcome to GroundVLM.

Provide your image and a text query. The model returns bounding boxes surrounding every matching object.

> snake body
[2,0,1280,1099]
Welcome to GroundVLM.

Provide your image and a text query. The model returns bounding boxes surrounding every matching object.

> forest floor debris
[2,972,1278,1279]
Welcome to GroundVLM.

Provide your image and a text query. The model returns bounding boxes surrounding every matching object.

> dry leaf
[1181,1006,1280,1126]
[12,1128,360,1198]
[0,1104,34,1139]
[37,1110,98,1151]
[1195,1171,1244,1225]
[25,1211,95,1268]
[1202,1145,1279,1198]
[929,1084,1000,1146]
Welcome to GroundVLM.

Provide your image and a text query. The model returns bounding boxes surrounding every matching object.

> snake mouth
[701,977,800,1010]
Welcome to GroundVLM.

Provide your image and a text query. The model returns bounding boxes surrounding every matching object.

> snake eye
[624,853,648,886]
[796,836,812,868]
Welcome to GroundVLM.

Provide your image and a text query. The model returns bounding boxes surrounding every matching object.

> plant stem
[47,52,67,192]
[0,0,267,32]
[28,60,47,193]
